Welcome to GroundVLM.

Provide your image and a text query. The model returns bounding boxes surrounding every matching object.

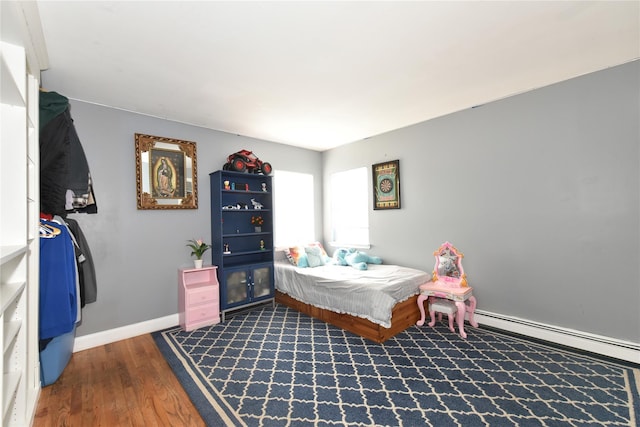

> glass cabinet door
[252,266,272,299]
[224,270,248,306]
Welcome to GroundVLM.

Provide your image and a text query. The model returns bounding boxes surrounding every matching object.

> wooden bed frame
[275,290,421,343]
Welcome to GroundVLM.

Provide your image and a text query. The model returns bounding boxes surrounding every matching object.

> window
[330,167,369,248]
[273,170,314,247]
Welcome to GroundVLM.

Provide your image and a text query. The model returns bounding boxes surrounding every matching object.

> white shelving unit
[1,2,48,425]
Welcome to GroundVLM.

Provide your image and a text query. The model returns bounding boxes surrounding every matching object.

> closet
[0,2,48,425]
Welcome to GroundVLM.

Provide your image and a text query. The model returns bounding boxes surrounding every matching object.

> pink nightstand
[178,266,220,331]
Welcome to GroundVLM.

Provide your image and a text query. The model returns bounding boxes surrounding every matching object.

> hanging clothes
[38,91,98,387]
[39,218,78,340]
[40,90,97,215]
[64,218,97,306]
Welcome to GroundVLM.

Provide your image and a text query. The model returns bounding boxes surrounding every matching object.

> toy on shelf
[222,149,272,175]
[250,198,263,210]
[416,241,478,338]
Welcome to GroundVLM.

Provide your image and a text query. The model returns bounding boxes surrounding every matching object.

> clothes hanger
[39,222,61,238]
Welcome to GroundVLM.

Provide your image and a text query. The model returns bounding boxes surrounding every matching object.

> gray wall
[322,61,639,343]
[55,99,323,337]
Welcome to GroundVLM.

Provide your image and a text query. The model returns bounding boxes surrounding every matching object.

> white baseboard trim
[474,310,640,364]
[73,314,179,353]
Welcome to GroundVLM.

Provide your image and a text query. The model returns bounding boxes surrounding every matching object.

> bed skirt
[275,290,420,343]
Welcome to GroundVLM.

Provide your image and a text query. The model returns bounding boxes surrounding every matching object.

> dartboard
[379,178,393,193]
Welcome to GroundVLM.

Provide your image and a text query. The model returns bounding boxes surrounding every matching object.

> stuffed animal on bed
[332,248,349,266]
[333,248,382,270]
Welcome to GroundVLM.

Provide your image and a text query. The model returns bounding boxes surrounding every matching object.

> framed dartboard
[372,160,401,210]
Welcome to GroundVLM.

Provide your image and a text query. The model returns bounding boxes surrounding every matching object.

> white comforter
[274,261,431,328]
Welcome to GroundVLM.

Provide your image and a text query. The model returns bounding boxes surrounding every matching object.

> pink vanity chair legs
[417,293,478,338]
[416,241,479,339]
[433,298,457,332]
[428,297,457,332]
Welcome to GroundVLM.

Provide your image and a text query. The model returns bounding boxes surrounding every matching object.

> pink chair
[416,242,478,338]
[428,298,457,333]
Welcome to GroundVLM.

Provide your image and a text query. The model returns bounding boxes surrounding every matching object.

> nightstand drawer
[185,303,219,324]
[186,285,218,307]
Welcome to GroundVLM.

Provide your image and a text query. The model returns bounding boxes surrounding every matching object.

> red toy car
[223,149,273,175]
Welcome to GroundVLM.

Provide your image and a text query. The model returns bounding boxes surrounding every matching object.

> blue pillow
[304,246,325,268]
[297,254,309,268]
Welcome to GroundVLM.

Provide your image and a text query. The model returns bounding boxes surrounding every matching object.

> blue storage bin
[40,325,75,386]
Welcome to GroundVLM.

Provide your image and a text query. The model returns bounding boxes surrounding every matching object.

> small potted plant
[251,215,264,232]
[186,238,211,268]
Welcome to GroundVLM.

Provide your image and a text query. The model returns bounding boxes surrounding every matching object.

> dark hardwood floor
[33,334,205,426]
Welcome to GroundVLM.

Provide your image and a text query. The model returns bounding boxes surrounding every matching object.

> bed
[274,251,431,343]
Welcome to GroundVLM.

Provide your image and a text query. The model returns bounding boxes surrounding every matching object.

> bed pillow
[308,241,329,258]
[274,249,289,263]
[286,246,309,268]
[286,246,301,264]
[304,245,326,267]
[297,254,309,268]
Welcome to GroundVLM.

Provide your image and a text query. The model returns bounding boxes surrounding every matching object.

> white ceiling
[36,1,639,152]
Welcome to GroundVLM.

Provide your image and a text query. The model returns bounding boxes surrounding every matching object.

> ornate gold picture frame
[135,133,198,209]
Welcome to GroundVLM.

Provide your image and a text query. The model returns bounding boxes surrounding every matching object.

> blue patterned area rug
[153,304,639,426]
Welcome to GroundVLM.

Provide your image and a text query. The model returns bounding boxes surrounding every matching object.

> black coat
[40,91,97,215]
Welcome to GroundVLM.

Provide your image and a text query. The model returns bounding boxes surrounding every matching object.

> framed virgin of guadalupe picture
[372,160,401,210]
[135,133,198,209]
